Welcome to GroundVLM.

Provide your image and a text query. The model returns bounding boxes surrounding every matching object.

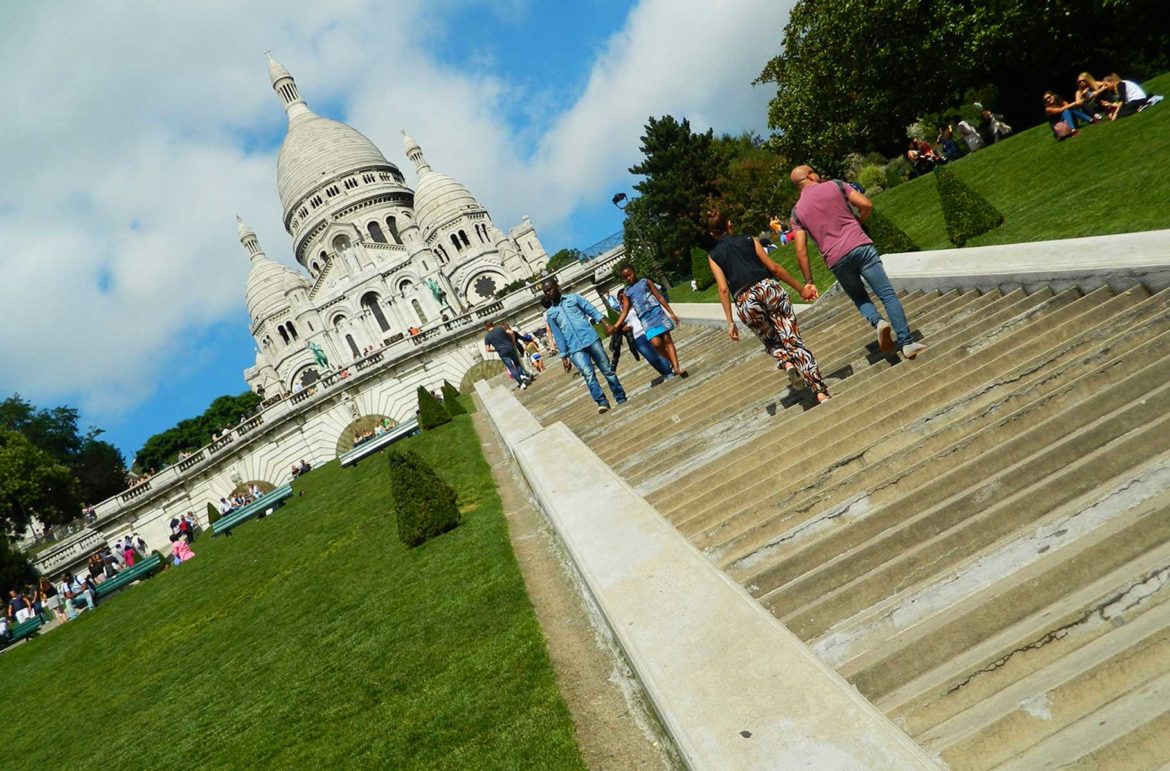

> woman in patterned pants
[706,208,830,404]
[736,279,829,400]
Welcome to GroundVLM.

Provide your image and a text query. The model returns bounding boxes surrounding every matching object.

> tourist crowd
[1043,71,1163,139]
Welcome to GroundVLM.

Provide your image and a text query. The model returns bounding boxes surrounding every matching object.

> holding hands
[799,283,819,302]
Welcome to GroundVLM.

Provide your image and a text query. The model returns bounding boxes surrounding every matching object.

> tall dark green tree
[624,116,724,278]
[0,428,81,539]
[546,248,582,272]
[0,395,126,505]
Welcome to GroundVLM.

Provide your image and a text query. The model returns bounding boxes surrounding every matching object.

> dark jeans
[498,352,528,387]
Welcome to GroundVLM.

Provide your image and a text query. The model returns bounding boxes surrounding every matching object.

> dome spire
[266,50,312,123]
[237,215,265,262]
[402,129,431,174]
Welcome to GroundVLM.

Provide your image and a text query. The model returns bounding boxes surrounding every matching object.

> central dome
[276,113,396,218]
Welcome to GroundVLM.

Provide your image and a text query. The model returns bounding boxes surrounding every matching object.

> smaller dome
[414,170,481,239]
[246,255,310,323]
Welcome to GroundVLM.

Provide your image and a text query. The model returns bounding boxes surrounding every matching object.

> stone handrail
[120,479,152,502]
[177,451,205,472]
[34,529,106,575]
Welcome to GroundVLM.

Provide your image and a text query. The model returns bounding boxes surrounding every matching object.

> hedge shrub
[206,501,220,525]
[690,247,714,290]
[441,381,466,416]
[416,386,451,430]
[864,209,920,254]
[856,164,887,194]
[935,166,1004,246]
[387,450,461,547]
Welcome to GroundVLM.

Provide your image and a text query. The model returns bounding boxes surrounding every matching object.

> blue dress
[626,279,668,335]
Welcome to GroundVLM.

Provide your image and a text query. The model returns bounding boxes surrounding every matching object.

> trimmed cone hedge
[387,450,461,547]
[441,380,466,416]
[934,166,1004,246]
[206,501,220,525]
[690,247,714,290]
[863,209,919,254]
[416,386,451,430]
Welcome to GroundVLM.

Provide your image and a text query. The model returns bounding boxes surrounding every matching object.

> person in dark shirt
[705,208,829,403]
[483,320,532,391]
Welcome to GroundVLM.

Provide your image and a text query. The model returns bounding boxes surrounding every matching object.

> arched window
[386,217,400,244]
[477,224,486,242]
[319,250,327,263]
[361,292,391,332]
[451,234,462,252]
[459,230,470,247]
[367,221,387,243]
[345,334,360,358]
[436,245,448,264]
[398,280,414,297]
[332,234,351,253]
[332,314,347,331]
[278,326,289,344]
[287,321,298,340]
[310,261,320,275]
[412,299,428,324]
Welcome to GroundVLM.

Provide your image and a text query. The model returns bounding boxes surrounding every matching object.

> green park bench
[212,483,294,536]
[339,418,420,468]
[93,553,163,601]
[0,616,44,649]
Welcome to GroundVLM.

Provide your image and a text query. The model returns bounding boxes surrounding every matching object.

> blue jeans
[633,334,673,376]
[498,352,528,387]
[570,339,627,406]
[831,244,913,348]
[1061,108,1094,128]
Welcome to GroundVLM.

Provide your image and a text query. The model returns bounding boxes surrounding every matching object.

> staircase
[515,284,1170,769]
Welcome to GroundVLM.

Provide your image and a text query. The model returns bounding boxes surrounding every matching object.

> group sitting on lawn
[1043,71,1163,139]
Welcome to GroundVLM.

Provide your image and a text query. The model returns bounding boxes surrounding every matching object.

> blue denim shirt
[545,293,604,354]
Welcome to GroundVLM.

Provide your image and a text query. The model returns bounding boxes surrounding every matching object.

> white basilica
[241,55,548,395]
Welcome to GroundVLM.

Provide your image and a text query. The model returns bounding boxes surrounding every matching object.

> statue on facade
[307,341,329,369]
[425,277,450,309]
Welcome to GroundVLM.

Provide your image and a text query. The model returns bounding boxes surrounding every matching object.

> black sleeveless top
[708,235,770,296]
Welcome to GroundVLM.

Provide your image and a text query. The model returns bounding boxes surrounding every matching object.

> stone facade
[244,54,549,395]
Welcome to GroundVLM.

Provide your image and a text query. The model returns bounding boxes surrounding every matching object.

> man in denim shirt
[542,278,627,413]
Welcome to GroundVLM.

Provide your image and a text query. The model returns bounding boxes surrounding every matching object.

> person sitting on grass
[1074,73,1119,121]
[1104,73,1163,118]
[1043,91,1095,138]
[612,264,687,378]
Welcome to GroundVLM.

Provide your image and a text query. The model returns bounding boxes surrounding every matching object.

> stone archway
[459,360,505,394]
[335,414,395,456]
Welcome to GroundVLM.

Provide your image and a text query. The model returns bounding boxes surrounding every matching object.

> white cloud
[0,0,791,423]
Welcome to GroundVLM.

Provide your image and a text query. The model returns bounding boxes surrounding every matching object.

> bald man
[783,165,926,360]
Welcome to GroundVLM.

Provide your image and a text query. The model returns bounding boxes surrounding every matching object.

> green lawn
[874,72,1170,250]
[675,72,1169,302]
[0,407,584,769]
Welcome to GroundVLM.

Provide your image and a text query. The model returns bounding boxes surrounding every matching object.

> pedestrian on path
[706,208,830,403]
[612,265,687,378]
[612,288,674,380]
[541,278,627,414]
[483,320,532,391]
[787,165,927,360]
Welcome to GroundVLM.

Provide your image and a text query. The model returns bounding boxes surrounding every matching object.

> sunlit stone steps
[513,281,1170,767]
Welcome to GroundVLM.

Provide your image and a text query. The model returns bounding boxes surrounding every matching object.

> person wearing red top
[789,165,926,360]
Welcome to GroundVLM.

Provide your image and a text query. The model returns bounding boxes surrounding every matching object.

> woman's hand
[800,283,820,302]
[727,323,740,342]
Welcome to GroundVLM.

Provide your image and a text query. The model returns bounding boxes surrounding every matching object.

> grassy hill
[0,408,584,769]
[873,72,1170,250]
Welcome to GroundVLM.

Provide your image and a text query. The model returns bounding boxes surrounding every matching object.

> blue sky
[0,0,793,467]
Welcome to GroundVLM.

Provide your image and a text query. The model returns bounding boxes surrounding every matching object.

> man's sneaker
[519,383,528,391]
[876,320,895,354]
[901,342,928,360]
[785,366,806,390]
[598,404,610,414]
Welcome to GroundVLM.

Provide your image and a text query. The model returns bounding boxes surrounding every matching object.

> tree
[935,166,1004,246]
[416,386,450,431]
[713,133,796,238]
[0,536,35,601]
[0,394,126,506]
[0,428,81,540]
[546,248,582,272]
[134,391,261,472]
[441,381,467,416]
[757,0,1170,173]
[624,116,724,278]
[690,248,714,291]
[387,450,461,547]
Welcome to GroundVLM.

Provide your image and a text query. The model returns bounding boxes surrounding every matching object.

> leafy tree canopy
[0,428,81,539]
[134,391,261,472]
[0,395,126,505]
[546,248,582,272]
[758,0,1170,174]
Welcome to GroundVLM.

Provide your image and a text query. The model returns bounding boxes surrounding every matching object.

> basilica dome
[238,217,310,323]
[276,114,395,217]
[402,132,482,241]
